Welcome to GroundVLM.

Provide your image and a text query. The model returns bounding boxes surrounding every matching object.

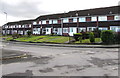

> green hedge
[101,30,114,44]
[114,32,120,44]
[89,32,95,43]
[81,32,89,39]
[73,33,82,41]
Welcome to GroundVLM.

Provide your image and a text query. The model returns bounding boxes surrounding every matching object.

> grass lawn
[7,35,70,43]
[33,36,70,43]
[74,38,102,43]
[14,35,48,42]
[6,35,102,44]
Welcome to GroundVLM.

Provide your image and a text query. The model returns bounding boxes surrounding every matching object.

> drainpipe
[76,13,79,33]
[61,19,63,36]
[96,16,99,30]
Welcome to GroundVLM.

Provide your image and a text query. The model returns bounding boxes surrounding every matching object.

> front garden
[4,30,120,44]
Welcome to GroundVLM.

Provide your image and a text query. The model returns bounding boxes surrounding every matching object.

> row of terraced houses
[2,6,120,36]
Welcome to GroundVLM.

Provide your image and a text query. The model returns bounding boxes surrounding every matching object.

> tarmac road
[1,41,119,77]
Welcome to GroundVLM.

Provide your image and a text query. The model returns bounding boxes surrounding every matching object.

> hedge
[101,30,114,44]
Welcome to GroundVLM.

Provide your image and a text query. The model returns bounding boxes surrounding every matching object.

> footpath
[2,40,120,48]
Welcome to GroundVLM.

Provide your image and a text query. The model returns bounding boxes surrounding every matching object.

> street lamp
[4,12,7,35]
[4,12,7,23]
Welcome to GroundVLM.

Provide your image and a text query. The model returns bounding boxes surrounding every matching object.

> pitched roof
[6,19,35,25]
[68,6,119,16]
[36,6,119,20]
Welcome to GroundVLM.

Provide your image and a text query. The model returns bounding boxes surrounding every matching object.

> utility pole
[4,12,7,35]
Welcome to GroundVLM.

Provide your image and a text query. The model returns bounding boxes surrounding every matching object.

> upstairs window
[19,25,21,28]
[79,17,86,22]
[29,24,31,28]
[91,16,97,21]
[98,16,107,21]
[42,20,46,24]
[53,20,58,24]
[114,15,120,20]
[63,18,69,23]
[39,21,41,24]
[73,18,77,22]
[49,20,52,24]
[22,25,24,28]
[33,21,37,25]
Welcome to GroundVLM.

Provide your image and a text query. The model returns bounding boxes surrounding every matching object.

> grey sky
[0,0,119,26]
[0,0,49,18]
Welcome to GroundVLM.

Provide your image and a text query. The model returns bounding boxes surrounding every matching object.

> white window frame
[49,20,52,24]
[53,20,58,24]
[29,24,31,28]
[73,18,77,22]
[33,21,37,25]
[110,26,120,32]
[39,21,41,24]
[87,27,96,31]
[63,18,69,23]
[79,17,86,22]
[63,28,68,33]
[19,25,21,28]
[99,27,108,30]
[114,15,120,20]
[42,20,46,24]
[91,16,97,21]
[79,28,86,32]
[98,16,107,21]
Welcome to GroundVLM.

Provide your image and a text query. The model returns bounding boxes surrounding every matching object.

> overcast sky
[0,0,119,26]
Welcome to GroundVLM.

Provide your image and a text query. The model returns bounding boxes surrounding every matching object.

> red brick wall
[86,17,91,22]
[58,20,61,24]
[107,16,114,20]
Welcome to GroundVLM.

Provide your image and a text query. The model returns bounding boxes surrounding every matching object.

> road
[0,41,119,76]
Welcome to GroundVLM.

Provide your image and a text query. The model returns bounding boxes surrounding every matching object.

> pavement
[2,40,120,48]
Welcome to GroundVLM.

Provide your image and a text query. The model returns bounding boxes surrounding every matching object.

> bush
[93,29,101,38]
[27,31,32,37]
[12,32,19,39]
[78,36,82,43]
[81,32,89,39]
[114,32,120,44]
[89,32,95,43]
[73,33,82,41]
[101,30,115,44]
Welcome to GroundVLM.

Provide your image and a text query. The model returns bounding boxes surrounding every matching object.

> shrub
[12,32,19,39]
[89,32,95,43]
[81,32,89,39]
[101,30,115,44]
[78,36,82,43]
[27,31,32,37]
[73,33,82,41]
[114,32,120,44]
[93,29,101,38]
